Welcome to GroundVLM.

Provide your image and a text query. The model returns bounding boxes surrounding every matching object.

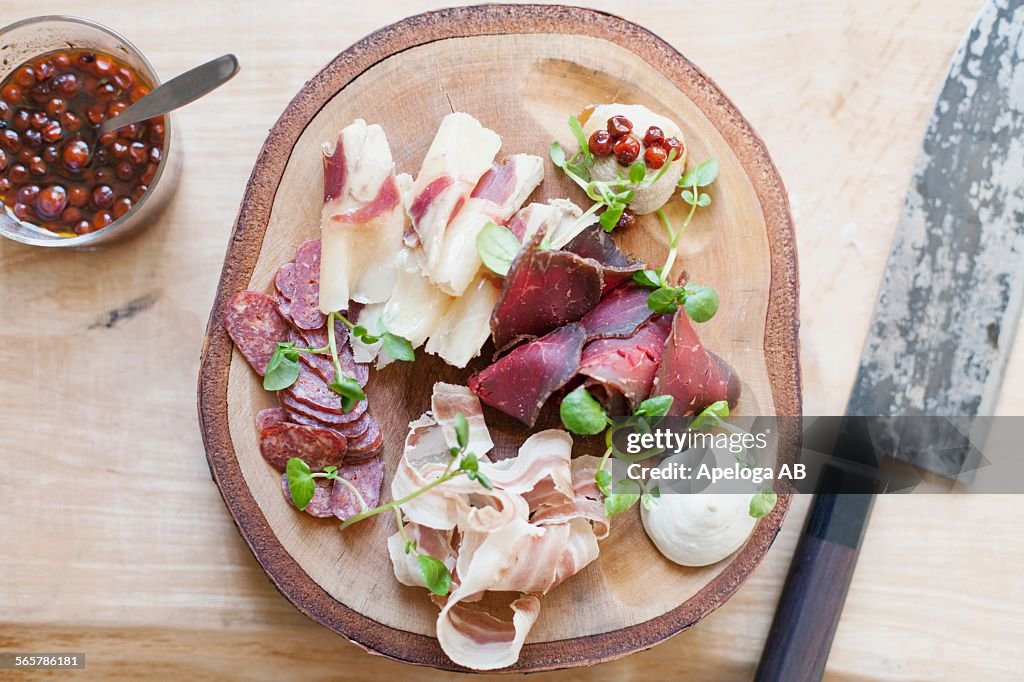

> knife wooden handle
[755,489,875,682]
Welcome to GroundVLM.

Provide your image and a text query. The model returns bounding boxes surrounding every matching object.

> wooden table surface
[1,1,1021,680]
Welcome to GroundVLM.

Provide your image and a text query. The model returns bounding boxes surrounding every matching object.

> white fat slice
[408,112,502,274]
[425,275,501,368]
[428,154,544,296]
[319,119,405,313]
[381,248,453,348]
[349,302,396,369]
[506,198,583,246]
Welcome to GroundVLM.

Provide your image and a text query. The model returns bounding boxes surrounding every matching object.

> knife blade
[756,1,1024,679]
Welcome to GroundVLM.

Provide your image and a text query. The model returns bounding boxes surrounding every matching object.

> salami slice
[286,363,369,417]
[255,407,288,432]
[274,262,298,300]
[223,291,291,376]
[283,406,373,439]
[331,456,384,521]
[281,474,334,518]
[259,422,347,472]
[290,240,326,330]
[345,418,383,461]
[279,386,367,424]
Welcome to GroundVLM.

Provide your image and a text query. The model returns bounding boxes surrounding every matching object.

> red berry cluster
[0,49,165,236]
[587,115,684,170]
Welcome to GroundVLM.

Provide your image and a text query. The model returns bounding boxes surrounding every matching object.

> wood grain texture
[2,1,1023,680]
[198,5,797,671]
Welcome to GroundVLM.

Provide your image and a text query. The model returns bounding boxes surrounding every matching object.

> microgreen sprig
[631,156,720,321]
[285,411,492,596]
[336,312,415,362]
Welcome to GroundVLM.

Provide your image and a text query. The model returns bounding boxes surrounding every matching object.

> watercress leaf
[641,487,661,510]
[323,465,338,477]
[417,554,452,596]
[628,160,647,184]
[476,222,521,277]
[549,141,567,168]
[697,192,712,207]
[599,204,625,232]
[361,333,380,344]
[567,115,590,157]
[595,468,612,497]
[328,376,366,413]
[690,400,730,430]
[681,188,696,205]
[381,332,415,362]
[460,452,478,473]
[285,458,315,511]
[749,491,778,519]
[604,479,642,517]
[633,269,661,289]
[636,394,674,419]
[647,286,681,314]
[679,158,719,188]
[352,325,367,339]
[263,352,301,391]
[683,284,720,322]
[454,412,469,450]
[449,446,460,457]
[404,539,416,554]
[560,386,608,435]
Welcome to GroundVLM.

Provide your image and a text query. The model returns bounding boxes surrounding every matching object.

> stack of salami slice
[222,239,383,520]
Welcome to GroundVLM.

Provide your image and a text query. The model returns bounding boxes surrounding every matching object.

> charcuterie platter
[198,5,798,673]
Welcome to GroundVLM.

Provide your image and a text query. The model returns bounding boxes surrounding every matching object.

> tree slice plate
[198,4,799,673]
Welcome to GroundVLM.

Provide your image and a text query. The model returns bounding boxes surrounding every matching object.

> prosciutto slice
[408,113,501,272]
[578,315,673,410]
[580,282,657,341]
[507,199,582,245]
[563,224,643,293]
[318,119,405,312]
[469,323,586,426]
[428,154,544,296]
[653,310,741,416]
[490,236,603,352]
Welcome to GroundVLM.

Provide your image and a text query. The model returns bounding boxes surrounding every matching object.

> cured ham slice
[490,236,603,352]
[531,455,610,540]
[435,596,540,671]
[578,315,673,410]
[424,276,500,368]
[580,282,657,341]
[319,119,405,313]
[653,310,741,416]
[381,248,453,347]
[469,323,587,427]
[431,382,494,456]
[563,225,643,293]
[429,154,544,296]
[408,112,501,273]
[387,523,458,588]
[506,198,582,245]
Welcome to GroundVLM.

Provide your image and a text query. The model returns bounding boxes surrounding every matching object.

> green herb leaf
[559,386,608,435]
[697,192,712,207]
[550,141,567,169]
[635,394,674,419]
[641,487,661,510]
[604,479,642,517]
[690,400,730,430]
[633,269,661,289]
[460,451,478,472]
[453,412,469,450]
[263,343,301,391]
[476,221,521,276]
[404,539,417,554]
[595,468,612,497]
[683,284,719,322]
[328,375,366,413]
[285,458,315,511]
[417,554,452,596]
[323,465,339,480]
[749,491,777,518]
[681,188,696,205]
[628,160,647,184]
[647,286,681,314]
[599,203,626,232]
[567,115,590,159]
[381,332,415,362]
[679,158,719,188]
[468,470,494,490]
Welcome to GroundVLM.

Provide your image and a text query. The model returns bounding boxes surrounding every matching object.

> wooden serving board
[198,5,799,673]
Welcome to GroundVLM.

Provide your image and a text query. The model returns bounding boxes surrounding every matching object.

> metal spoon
[97,54,239,136]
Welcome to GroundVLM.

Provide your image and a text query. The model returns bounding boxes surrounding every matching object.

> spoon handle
[98,54,239,136]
